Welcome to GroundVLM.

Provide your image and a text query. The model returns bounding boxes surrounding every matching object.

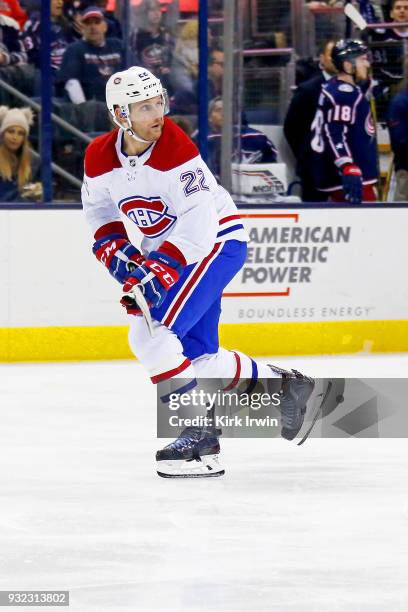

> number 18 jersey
[310,77,378,191]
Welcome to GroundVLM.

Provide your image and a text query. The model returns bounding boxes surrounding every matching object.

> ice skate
[156,408,224,478]
[269,366,315,440]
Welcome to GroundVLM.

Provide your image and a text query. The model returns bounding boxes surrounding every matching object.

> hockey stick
[124,260,154,337]
[344,3,368,30]
[383,153,395,201]
[124,283,154,337]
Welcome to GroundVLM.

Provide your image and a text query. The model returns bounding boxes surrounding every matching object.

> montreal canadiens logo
[118,195,176,237]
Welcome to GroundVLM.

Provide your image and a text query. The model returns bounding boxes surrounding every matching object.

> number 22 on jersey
[180,168,210,197]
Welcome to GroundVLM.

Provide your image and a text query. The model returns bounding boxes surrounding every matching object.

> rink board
[1,205,408,361]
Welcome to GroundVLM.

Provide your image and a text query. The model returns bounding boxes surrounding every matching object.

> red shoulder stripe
[144,117,199,172]
[84,129,121,178]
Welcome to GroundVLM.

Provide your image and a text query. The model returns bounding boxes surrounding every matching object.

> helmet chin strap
[125,124,153,144]
[114,105,154,145]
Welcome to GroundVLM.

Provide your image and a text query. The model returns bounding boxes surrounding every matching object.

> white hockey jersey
[82,118,248,264]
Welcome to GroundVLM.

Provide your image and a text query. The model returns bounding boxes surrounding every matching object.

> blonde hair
[179,20,198,41]
[0,132,32,190]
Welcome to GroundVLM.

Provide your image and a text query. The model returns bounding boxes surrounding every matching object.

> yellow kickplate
[1,320,408,362]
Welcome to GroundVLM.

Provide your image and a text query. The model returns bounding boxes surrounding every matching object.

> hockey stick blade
[297,381,333,446]
[127,283,154,337]
[344,3,368,30]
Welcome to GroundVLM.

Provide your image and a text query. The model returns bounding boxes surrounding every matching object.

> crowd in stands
[0,0,406,202]
[0,0,232,200]
[0,0,206,109]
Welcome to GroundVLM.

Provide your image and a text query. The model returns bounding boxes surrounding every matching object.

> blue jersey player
[310,40,379,204]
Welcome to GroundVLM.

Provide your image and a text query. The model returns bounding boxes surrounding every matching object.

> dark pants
[300,176,329,203]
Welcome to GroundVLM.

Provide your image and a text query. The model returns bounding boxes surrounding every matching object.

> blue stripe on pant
[151,240,247,360]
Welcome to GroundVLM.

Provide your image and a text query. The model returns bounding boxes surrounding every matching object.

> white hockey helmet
[106,66,169,142]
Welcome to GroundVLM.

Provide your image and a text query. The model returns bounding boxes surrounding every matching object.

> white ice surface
[0,355,408,611]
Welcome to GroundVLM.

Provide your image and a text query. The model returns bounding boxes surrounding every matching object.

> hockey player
[82,66,315,478]
[310,39,379,204]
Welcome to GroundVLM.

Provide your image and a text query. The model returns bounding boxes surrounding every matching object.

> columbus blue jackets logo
[365,113,375,137]
[119,196,176,237]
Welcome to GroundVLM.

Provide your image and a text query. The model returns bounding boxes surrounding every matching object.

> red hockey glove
[121,250,184,314]
[93,235,145,284]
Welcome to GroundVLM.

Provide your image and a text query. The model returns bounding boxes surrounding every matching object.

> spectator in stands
[131,0,174,91]
[21,0,76,76]
[0,10,29,102]
[64,1,122,40]
[284,39,336,201]
[81,0,122,38]
[387,0,408,35]
[0,0,27,30]
[388,60,408,200]
[131,0,179,36]
[62,0,85,36]
[170,46,223,115]
[208,46,223,98]
[170,19,198,94]
[197,96,278,181]
[368,0,408,45]
[0,11,26,66]
[58,5,124,104]
[0,105,40,202]
[131,0,168,59]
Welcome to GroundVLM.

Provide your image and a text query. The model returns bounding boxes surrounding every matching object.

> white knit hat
[0,106,34,135]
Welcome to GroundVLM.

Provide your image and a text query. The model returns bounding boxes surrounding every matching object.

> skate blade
[297,378,345,445]
[157,454,225,478]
